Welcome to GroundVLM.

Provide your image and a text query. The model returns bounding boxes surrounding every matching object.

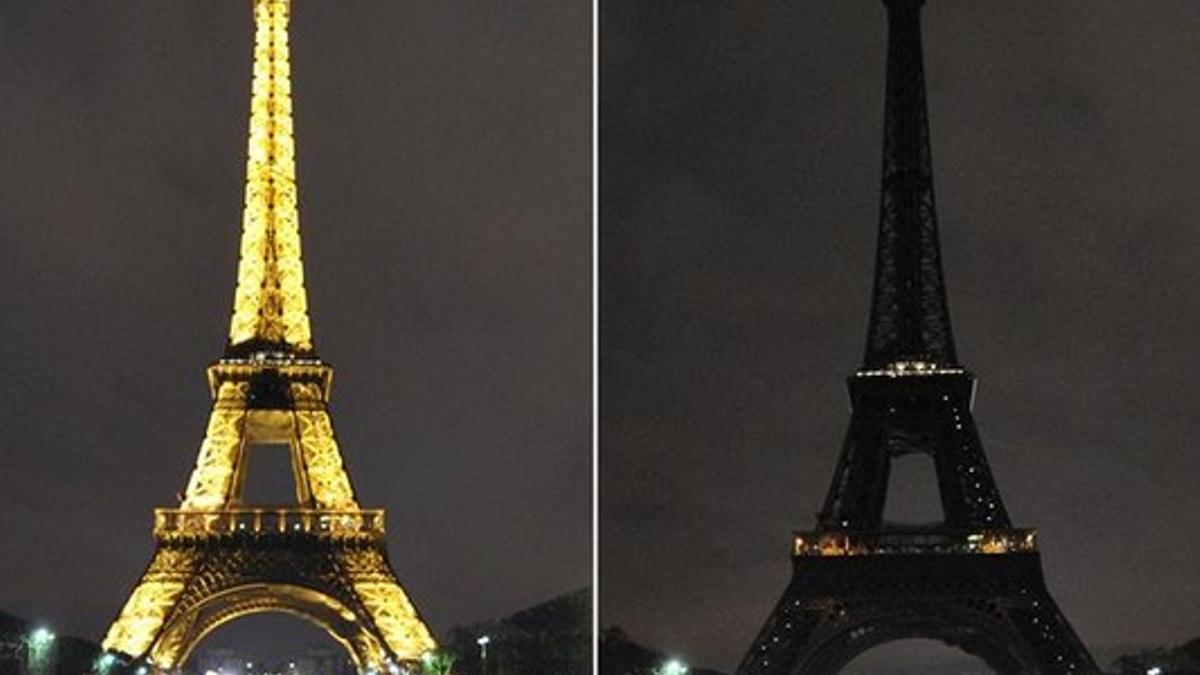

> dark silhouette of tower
[734,2,1097,673]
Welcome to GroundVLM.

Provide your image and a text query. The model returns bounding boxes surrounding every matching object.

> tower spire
[228,0,313,357]
[862,0,957,372]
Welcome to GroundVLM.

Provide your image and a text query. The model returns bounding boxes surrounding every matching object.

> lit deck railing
[856,360,966,378]
[792,529,1037,557]
[154,508,386,538]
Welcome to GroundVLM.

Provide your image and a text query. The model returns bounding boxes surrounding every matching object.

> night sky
[0,0,590,660]
[602,0,1200,671]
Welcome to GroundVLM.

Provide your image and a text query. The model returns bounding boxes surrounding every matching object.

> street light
[660,659,689,675]
[29,628,55,646]
[476,636,491,675]
[19,629,56,674]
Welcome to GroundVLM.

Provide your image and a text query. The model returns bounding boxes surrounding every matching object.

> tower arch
[153,584,384,672]
[800,607,1034,674]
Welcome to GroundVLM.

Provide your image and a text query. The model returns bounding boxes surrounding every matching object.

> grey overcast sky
[602,0,1200,671]
[0,0,591,659]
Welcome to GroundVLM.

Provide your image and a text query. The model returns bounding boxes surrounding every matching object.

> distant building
[187,647,242,675]
[185,644,354,675]
[294,645,356,675]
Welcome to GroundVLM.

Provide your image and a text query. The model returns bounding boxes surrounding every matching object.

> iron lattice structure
[99,1,436,672]
[735,2,1098,673]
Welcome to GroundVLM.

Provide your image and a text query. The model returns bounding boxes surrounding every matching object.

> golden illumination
[153,508,385,538]
[178,363,359,512]
[229,0,312,352]
[792,529,1038,557]
[102,579,187,659]
[144,584,400,671]
[355,582,439,661]
[346,547,439,661]
[858,360,965,378]
[295,409,358,510]
[102,1,436,669]
[179,401,246,510]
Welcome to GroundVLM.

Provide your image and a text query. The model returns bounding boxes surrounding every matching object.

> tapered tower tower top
[862,0,958,372]
[227,0,313,358]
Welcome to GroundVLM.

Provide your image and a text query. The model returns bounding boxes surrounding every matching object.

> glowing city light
[661,659,689,675]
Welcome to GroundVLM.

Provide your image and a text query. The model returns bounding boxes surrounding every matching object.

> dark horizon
[0,0,590,659]
[602,0,1200,670]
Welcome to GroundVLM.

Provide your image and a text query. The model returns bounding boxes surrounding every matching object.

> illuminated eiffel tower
[735,1,1097,674]
[98,1,436,672]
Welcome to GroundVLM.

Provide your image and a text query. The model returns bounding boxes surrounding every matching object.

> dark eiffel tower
[734,1,1097,674]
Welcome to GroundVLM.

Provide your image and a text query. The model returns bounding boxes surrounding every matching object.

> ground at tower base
[1,589,588,675]
[597,628,1200,675]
